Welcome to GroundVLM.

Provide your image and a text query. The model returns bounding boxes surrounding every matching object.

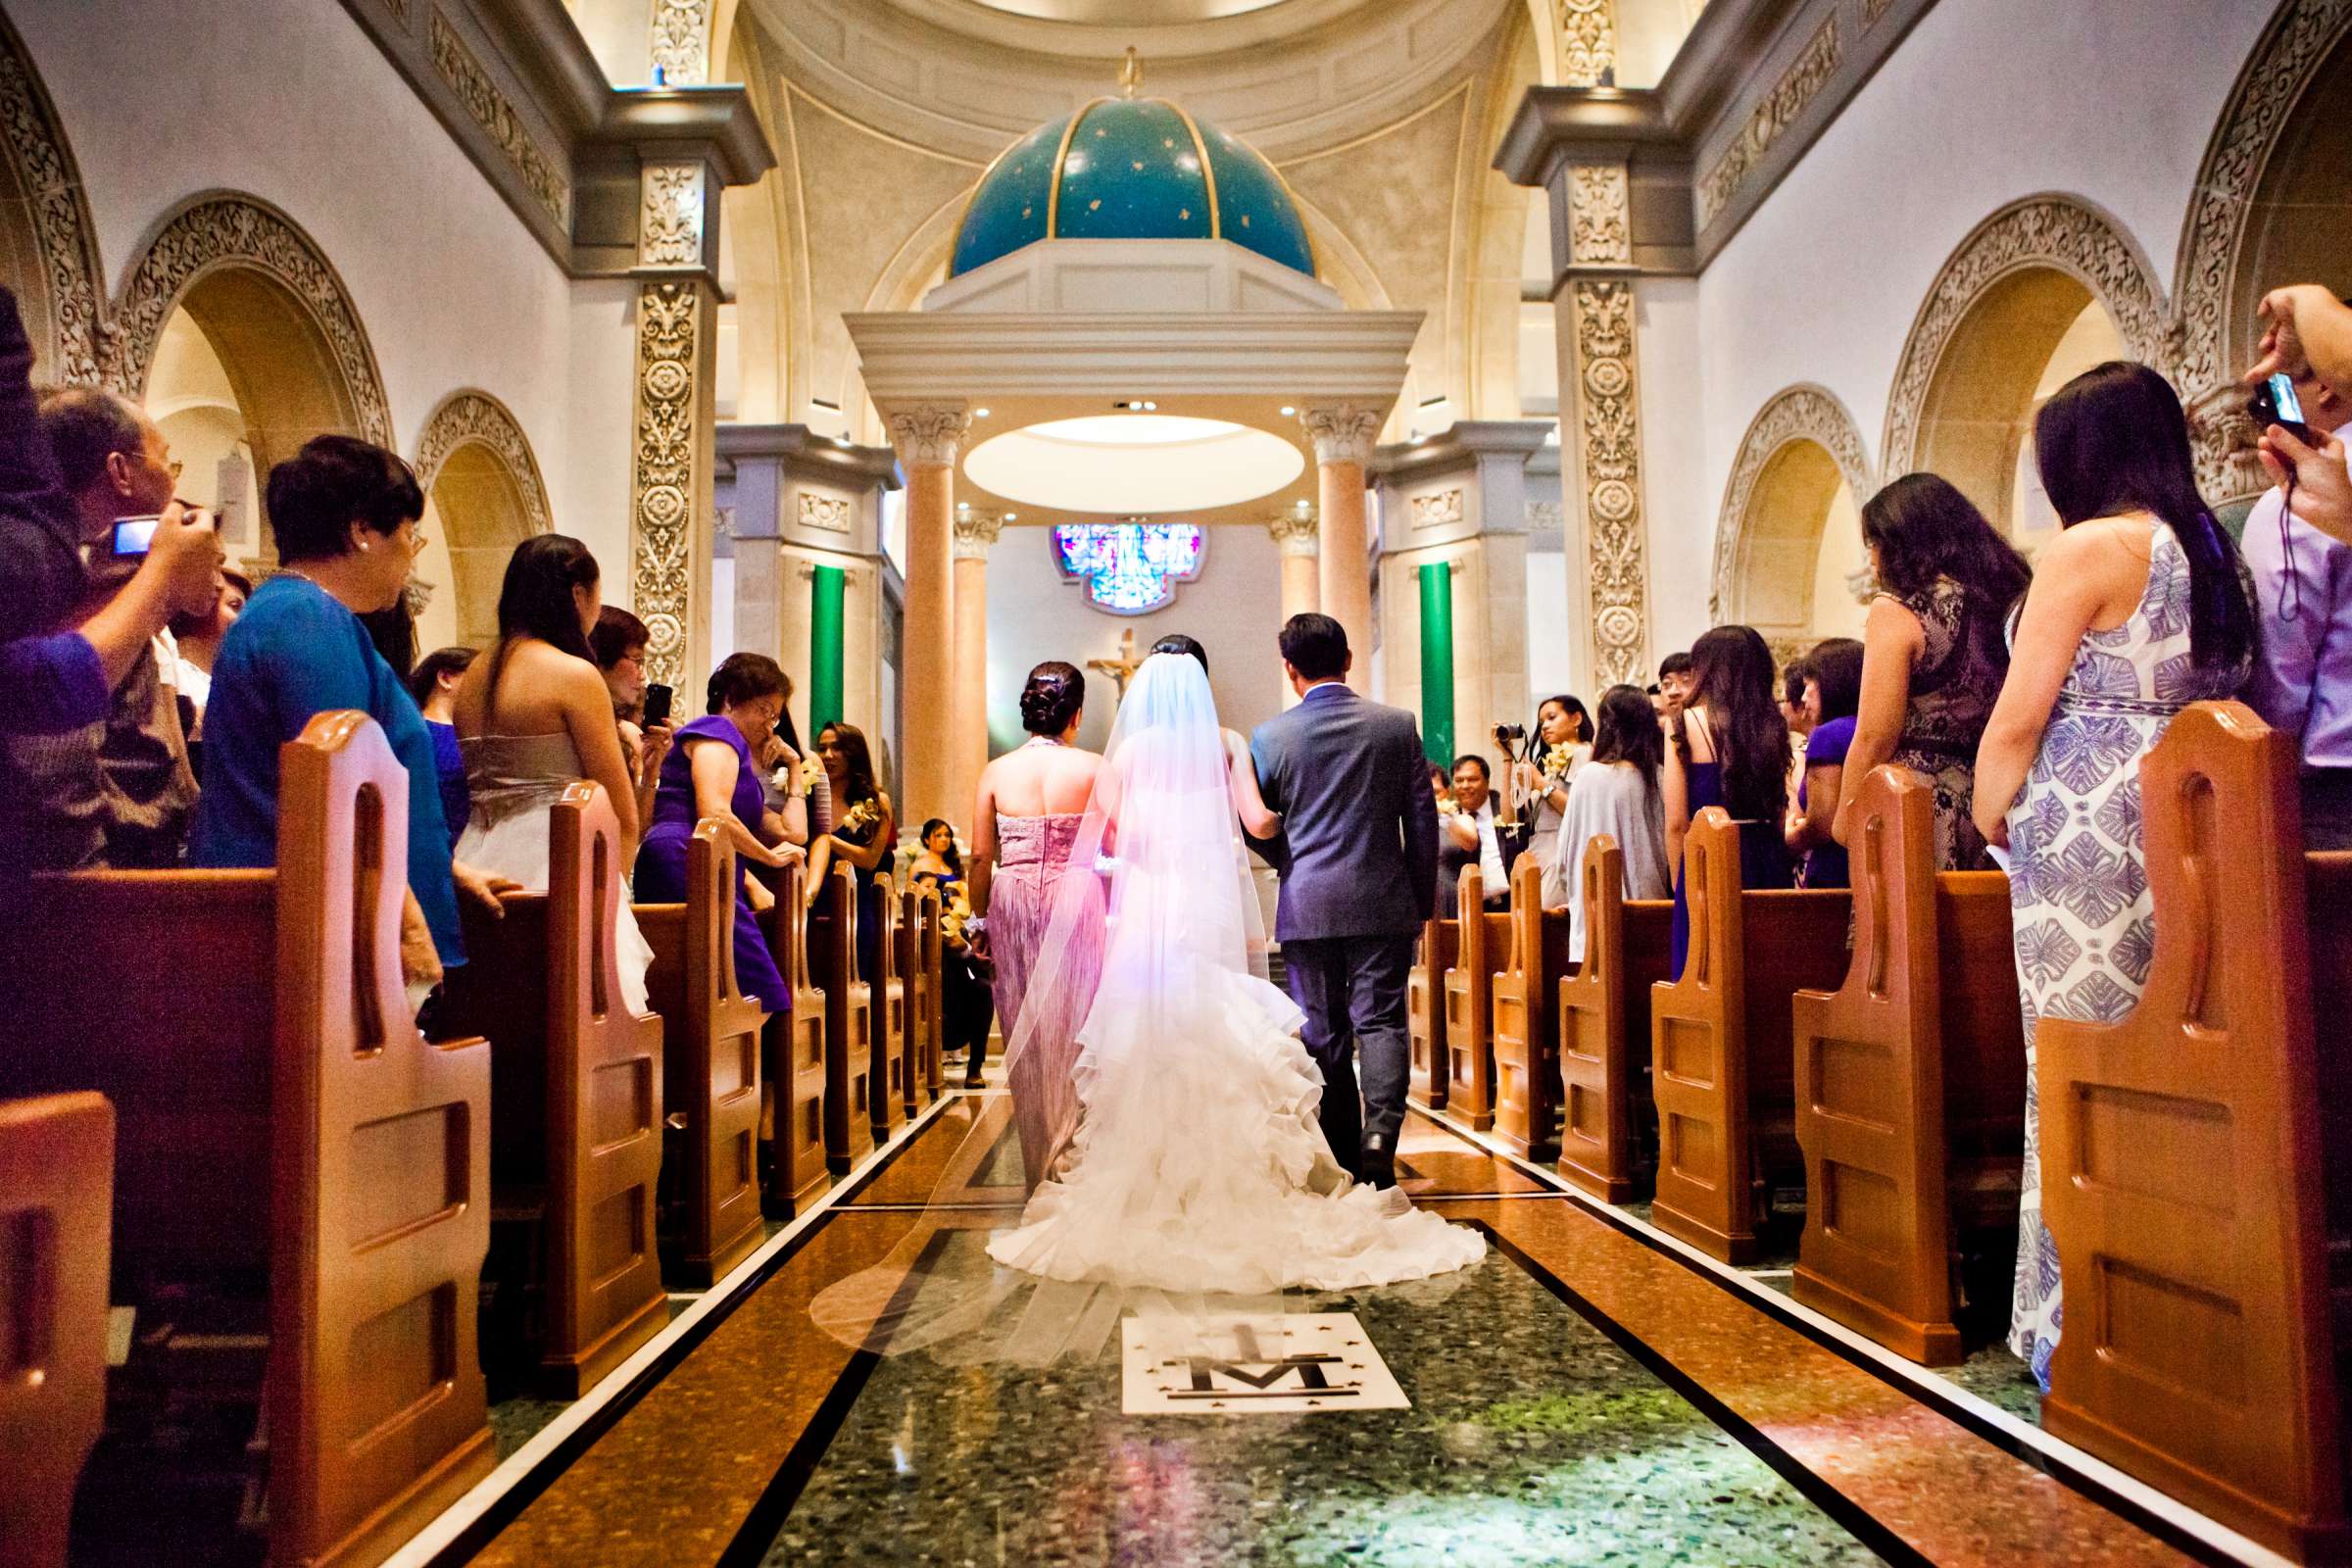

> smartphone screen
[642,682,673,728]
[2269,372,2308,426]
[111,515,163,557]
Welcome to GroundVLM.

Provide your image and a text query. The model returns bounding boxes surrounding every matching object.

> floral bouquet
[1543,743,1576,780]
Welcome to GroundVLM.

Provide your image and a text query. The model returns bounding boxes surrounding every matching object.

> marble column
[1268,506,1320,622]
[888,406,970,828]
[1299,404,1383,691]
[948,507,1004,833]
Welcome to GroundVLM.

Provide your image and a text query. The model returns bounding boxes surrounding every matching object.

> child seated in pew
[1546,682,1670,957]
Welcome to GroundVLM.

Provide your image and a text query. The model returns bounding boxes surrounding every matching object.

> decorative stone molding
[1409,489,1466,530]
[1267,510,1321,557]
[1557,0,1618,89]
[413,389,554,535]
[639,162,706,269]
[886,406,971,470]
[1300,403,1384,467]
[952,508,1004,560]
[1569,280,1648,685]
[1568,163,1633,268]
[109,193,394,449]
[799,492,853,534]
[428,9,567,227]
[0,14,103,384]
[1710,383,1875,620]
[1526,499,1564,537]
[629,280,703,687]
[402,575,434,619]
[1697,15,1839,228]
[650,0,714,85]
[1881,194,2169,481]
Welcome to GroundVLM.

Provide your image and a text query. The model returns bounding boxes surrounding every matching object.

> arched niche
[110,193,393,571]
[1881,195,2168,533]
[412,391,554,651]
[0,8,104,383]
[2175,0,2352,504]
[1711,384,1875,645]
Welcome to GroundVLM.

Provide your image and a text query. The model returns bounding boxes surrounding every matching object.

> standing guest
[590,604,672,830]
[1544,683,1670,953]
[635,653,807,1016]
[170,566,249,737]
[2239,333,2352,848]
[452,536,654,1014]
[191,436,513,997]
[970,661,1104,1185]
[2251,286,2352,545]
[1786,637,1863,889]
[808,721,896,981]
[1512,695,1592,873]
[1833,473,2032,871]
[407,645,477,850]
[1972,361,2256,1391]
[1438,755,1508,914]
[1664,625,1792,977]
[1656,652,1695,714]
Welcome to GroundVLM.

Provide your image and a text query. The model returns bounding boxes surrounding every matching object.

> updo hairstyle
[1020,661,1085,736]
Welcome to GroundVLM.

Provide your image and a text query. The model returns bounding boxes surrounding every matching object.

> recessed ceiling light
[1279,406,1296,416]
[832,436,851,448]
[974,407,991,418]
[1004,512,1018,520]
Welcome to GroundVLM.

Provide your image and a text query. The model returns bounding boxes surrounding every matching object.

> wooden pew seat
[1556,836,1675,1201]
[1492,856,1575,1162]
[813,861,875,1175]
[1406,911,1456,1112]
[758,858,830,1219]
[1442,864,1513,1131]
[868,873,909,1141]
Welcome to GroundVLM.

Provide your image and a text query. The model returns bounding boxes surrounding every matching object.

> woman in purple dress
[634,653,807,1012]
[969,661,1104,1189]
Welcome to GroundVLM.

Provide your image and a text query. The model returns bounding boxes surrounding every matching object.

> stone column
[948,507,1004,833]
[1268,506,1320,622]
[887,405,970,828]
[1299,404,1383,691]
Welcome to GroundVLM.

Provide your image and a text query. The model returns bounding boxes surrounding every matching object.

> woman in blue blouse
[191,436,509,986]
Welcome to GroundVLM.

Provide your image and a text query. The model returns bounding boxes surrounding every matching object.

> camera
[111,514,165,558]
[1493,722,1526,744]
[2250,371,2318,447]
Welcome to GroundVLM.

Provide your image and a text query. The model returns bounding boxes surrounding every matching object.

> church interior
[4,0,2351,1563]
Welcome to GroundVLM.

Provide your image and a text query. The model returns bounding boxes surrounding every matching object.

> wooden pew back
[919,886,946,1101]
[813,861,875,1173]
[637,820,765,1287]
[0,1092,112,1568]
[868,873,908,1139]
[1649,808,1849,1262]
[2035,702,2351,1561]
[897,881,935,1116]
[1493,856,1575,1161]
[1443,865,1514,1130]
[1406,912,1457,1110]
[758,858,829,1217]
[1555,836,1674,1200]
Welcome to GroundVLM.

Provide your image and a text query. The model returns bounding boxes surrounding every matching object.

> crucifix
[1089,627,1147,696]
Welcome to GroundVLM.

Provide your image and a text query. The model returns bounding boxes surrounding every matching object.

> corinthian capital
[887,405,971,469]
[953,508,1004,560]
[1267,509,1320,557]
[1298,403,1383,467]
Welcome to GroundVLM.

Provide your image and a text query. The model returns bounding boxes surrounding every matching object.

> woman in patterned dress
[1834,473,2031,871]
[1972,363,2256,1389]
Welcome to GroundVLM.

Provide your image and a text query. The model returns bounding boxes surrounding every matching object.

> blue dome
[950,97,1316,279]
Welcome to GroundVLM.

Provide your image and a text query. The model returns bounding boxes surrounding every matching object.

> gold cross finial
[1118,46,1144,99]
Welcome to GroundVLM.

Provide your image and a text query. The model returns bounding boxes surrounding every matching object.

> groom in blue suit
[1248,613,1441,1203]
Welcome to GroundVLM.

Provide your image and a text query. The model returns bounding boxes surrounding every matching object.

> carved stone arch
[1710,383,1875,633]
[0,8,105,383]
[1881,194,2169,523]
[414,390,553,647]
[2173,0,2352,501]
[414,390,552,530]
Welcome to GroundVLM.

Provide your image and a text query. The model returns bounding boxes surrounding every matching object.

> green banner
[1418,561,1454,767]
[809,564,845,735]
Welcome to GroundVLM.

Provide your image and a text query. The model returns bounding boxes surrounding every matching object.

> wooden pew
[1492,856,1575,1162]
[2032,702,2352,1562]
[1648,808,1850,1262]
[918,885,946,1103]
[0,1092,112,1568]
[1442,864,1513,1131]
[757,858,829,1219]
[898,881,937,1116]
[867,874,909,1142]
[1406,909,1456,1111]
[439,783,666,1396]
[1789,766,2025,1365]
[0,710,494,1568]
[636,821,765,1288]
[813,861,875,1174]
[1556,836,1675,1201]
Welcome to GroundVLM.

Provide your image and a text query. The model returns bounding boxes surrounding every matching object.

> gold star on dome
[1021,206,1033,219]
[1179,208,1190,220]
[1241,214,1251,226]
[1133,160,1145,172]
[1089,198,1102,210]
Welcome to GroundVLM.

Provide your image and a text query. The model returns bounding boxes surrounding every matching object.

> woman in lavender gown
[968,661,1104,1189]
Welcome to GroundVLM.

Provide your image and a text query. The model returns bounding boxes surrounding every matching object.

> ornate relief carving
[1267,509,1321,557]
[429,9,567,226]
[0,16,103,383]
[799,491,853,534]
[1863,0,1898,25]
[1525,500,1564,537]
[109,194,393,447]
[1570,280,1648,685]
[1409,489,1465,530]
[1299,403,1383,467]
[1557,0,1618,89]
[887,406,971,470]
[629,280,703,688]
[650,0,714,85]
[1882,195,2168,480]
[639,163,706,269]
[413,390,554,535]
[953,508,1004,560]
[1710,383,1875,620]
[1697,16,1839,228]
[1568,163,1632,267]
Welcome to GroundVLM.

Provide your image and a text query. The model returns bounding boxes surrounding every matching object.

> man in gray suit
[1249,612,1440,1208]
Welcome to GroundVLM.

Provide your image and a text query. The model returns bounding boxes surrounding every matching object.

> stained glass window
[1052,523,1205,614]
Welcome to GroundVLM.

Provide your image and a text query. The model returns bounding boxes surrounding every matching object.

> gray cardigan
[1544,760,1670,960]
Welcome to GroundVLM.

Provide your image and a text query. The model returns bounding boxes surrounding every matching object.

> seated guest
[1786,637,1863,889]
[636,653,807,1017]
[452,536,653,1013]
[808,721,897,980]
[2239,327,2352,848]
[910,818,991,1073]
[908,816,964,895]
[408,645,476,849]
[1833,472,2031,870]
[0,285,90,652]
[590,604,671,829]
[1664,625,1792,977]
[1512,694,1592,872]
[1544,683,1669,956]
[169,566,248,738]
[1656,651,1694,715]
[1438,754,1508,914]
[191,436,511,997]
[1779,653,1816,808]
